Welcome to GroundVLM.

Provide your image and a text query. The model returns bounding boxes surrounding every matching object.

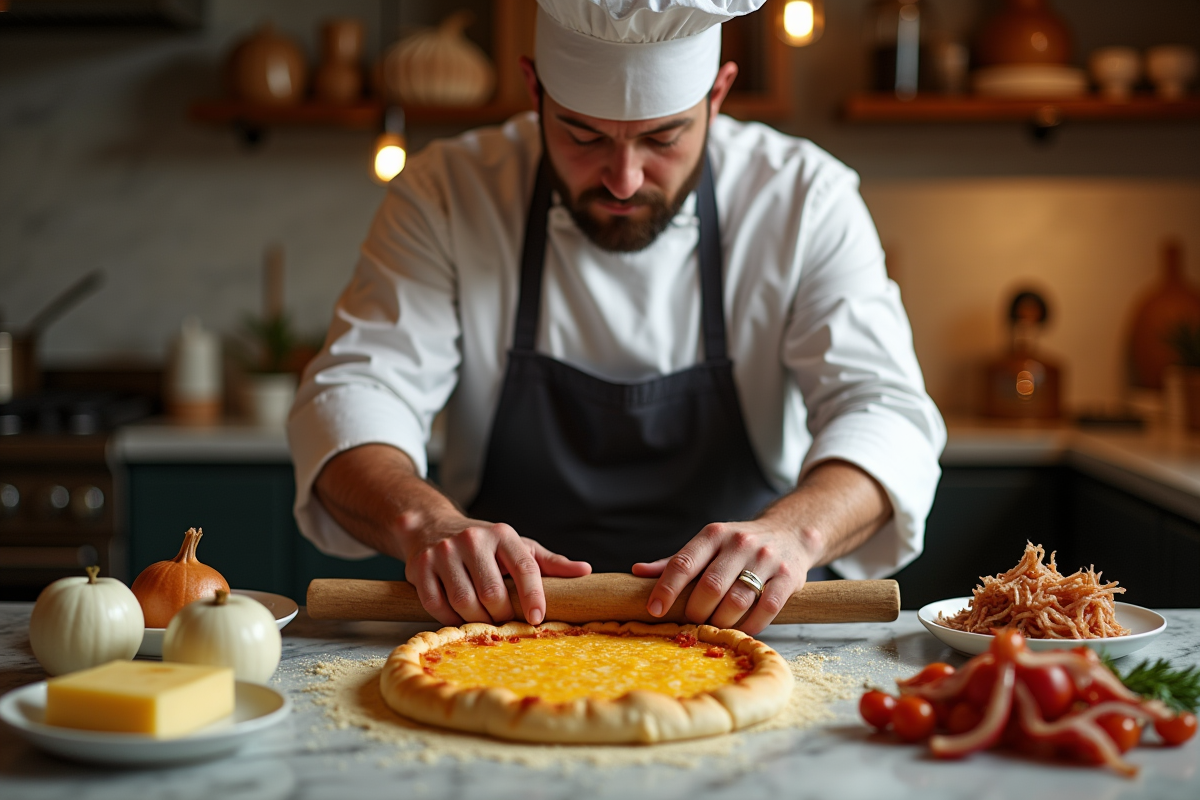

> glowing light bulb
[373,138,407,183]
[777,0,823,47]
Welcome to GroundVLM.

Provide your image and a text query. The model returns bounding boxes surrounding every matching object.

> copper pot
[976,0,1073,67]
[226,23,308,106]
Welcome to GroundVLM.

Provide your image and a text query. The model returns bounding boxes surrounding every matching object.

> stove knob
[71,486,105,520]
[0,484,18,516]
[46,485,70,516]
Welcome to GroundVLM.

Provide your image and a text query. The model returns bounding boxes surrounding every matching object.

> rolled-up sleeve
[784,175,946,579]
[287,156,461,559]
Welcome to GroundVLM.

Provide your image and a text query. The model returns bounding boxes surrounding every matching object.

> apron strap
[513,152,726,363]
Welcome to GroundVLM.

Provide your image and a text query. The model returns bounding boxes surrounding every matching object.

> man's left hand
[631,519,816,635]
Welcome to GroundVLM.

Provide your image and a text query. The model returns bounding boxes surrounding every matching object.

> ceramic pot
[243,373,297,428]
[227,24,308,106]
[976,0,1072,67]
[1089,46,1140,101]
[1146,44,1198,100]
[1127,240,1200,390]
[314,18,363,104]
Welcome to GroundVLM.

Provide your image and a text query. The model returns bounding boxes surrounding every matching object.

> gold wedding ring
[736,569,765,598]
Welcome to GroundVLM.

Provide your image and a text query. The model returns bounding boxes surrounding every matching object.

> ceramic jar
[976,0,1073,66]
[314,18,364,105]
[227,24,307,106]
[1089,47,1141,101]
[1146,45,1198,100]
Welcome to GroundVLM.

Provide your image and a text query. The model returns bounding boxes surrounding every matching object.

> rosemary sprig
[1103,655,1200,714]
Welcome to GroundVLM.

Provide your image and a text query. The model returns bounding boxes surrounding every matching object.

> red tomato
[947,701,983,734]
[859,690,897,731]
[1016,664,1074,720]
[966,661,998,708]
[1155,713,1198,746]
[908,662,956,686]
[990,628,1025,661]
[1097,713,1142,753]
[893,695,937,742]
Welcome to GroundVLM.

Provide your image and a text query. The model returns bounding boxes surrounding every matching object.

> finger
[737,573,799,636]
[708,572,762,629]
[460,528,514,623]
[405,557,463,627]
[496,528,546,625]
[432,540,491,622]
[646,524,725,618]
[527,539,592,578]
[631,557,670,578]
[684,531,759,623]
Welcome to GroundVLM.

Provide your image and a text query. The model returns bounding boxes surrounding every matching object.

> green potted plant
[238,312,320,428]
[1168,322,1200,431]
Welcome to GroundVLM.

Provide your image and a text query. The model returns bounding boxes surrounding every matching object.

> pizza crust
[379,621,794,744]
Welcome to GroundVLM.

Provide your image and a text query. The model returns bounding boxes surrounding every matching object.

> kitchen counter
[110,419,1200,522]
[1,603,1198,800]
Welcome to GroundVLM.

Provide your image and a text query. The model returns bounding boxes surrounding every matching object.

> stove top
[0,390,152,436]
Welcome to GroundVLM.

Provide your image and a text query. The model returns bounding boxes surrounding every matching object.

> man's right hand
[402,518,591,626]
[313,444,590,627]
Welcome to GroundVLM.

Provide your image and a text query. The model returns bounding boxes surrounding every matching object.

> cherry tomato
[990,628,1025,661]
[908,662,956,686]
[966,661,998,708]
[1097,713,1142,753]
[1155,713,1198,746]
[893,695,937,742]
[859,690,897,731]
[947,701,983,734]
[1016,664,1074,721]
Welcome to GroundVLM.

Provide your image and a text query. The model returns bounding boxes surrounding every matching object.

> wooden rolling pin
[306,574,899,625]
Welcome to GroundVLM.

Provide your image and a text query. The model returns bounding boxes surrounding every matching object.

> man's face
[540,90,709,253]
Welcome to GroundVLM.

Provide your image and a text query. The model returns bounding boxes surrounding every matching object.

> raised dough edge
[379,620,792,744]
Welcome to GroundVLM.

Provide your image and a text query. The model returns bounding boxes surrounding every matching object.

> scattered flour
[301,651,858,770]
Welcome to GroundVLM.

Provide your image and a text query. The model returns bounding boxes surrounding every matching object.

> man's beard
[543,130,707,254]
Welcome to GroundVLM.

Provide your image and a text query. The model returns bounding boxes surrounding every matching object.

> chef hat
[535,0,767,121]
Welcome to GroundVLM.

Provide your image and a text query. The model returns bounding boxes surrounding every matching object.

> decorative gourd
[383,11,495,107]
[131,528,230,628]
[163,589,282,683]
[29,566,144,676]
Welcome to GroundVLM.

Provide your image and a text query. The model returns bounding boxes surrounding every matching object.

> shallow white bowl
[137,589,299,658]
[918,597,1166,659]
[0,680,290,766]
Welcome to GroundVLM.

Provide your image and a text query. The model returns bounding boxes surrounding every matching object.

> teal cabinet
[126,464,402,603]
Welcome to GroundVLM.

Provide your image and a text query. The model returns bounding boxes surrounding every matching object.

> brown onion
[131,527,229,627]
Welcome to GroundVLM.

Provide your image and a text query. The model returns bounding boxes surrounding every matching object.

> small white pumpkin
[163,589,281,683]
[383,11,496,107]
[29,566,145,676]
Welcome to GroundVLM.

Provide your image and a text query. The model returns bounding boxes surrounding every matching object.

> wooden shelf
[844,93,1200,124]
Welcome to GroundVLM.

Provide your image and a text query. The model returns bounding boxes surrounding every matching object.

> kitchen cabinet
[126,464,402,603]
[894,465,1200,610]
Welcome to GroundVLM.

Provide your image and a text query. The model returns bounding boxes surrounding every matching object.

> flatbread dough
[379,620,793,744]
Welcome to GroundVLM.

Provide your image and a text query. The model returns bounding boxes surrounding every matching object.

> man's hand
[402,519,591,627]
[634,460,893,635]
[313,444,590,627]
[632,519,814,635]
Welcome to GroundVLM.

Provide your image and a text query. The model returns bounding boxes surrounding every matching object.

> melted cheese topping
[423,633,743,703]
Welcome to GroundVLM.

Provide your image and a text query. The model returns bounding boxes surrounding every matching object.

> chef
[288,0,945,635]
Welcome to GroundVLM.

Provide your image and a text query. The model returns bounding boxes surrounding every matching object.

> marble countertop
[1,603,1198,800]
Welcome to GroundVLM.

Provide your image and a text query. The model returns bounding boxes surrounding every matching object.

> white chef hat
[535,0,767,121]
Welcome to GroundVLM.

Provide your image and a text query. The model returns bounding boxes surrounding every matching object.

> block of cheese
[44,660,235,738]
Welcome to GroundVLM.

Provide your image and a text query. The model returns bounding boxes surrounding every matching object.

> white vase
[243,373,297,428]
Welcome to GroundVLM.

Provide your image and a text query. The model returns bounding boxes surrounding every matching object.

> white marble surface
[1,604,1198,800]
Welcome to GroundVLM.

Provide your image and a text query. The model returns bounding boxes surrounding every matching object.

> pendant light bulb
[777,0,824,47]
[372,106,407,184]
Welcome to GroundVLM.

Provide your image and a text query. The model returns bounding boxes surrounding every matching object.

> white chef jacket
[287,112,946,580]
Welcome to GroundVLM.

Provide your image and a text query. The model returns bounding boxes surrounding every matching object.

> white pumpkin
[383,11,495,107]
[29,566,144,676]
[163,589,281,683]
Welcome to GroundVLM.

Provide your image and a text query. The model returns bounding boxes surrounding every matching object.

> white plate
[918,597,1166,659]
[0,680,290,766]
[973,65,1088,98]
[137,589,299,658]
